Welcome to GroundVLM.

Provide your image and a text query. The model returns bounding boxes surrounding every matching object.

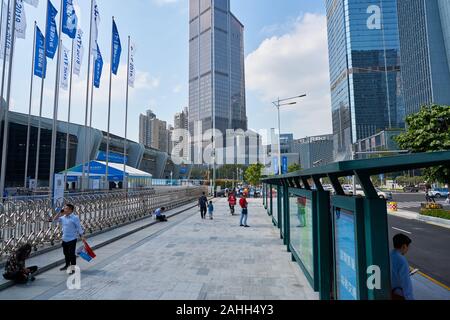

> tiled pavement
[0,198,318,300]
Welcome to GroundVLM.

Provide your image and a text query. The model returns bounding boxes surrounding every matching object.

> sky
[6,0,331,144]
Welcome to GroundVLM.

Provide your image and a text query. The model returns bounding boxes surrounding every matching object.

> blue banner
[111,20,122,75]
[34,25,47,78]
[273,157,279,175]
[282,156,288,174]
[45,0,59,59]
[96,151,127,164]
[62,0,78,39]
[93,43,103,88]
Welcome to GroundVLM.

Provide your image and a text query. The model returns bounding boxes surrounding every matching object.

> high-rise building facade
[325,0,405,161]
[174,107,189,130]
[139,110,169,153]
[188,0,247,155]
[397,0,450,116]
[293,135,334,170]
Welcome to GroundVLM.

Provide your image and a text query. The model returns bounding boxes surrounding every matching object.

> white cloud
[246,13,332,138]
[152,0,180,6]
[173,84,183,93]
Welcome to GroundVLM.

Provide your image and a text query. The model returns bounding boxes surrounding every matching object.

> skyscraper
[188,0,247,162]
[139,110,169,153]
[174,107,189,131]
[397,0,450,116]
[325,0,405,161]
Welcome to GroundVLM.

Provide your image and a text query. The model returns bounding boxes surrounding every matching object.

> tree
[244,163,264,186]
[395,105,450,186]
[288,163,301,173]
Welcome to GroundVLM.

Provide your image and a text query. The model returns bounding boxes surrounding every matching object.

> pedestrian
[3,244,38,284]
[155,207,168,222]
[208,201,214,220]
[228,192,237,215]
[239,192,250,228]
[198,192,208,220]
[51,204,85,274]
[390,233,414,300]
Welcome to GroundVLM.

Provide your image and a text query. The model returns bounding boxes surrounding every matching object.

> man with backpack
[228,192,237,215]
[198,192,208,220]
[239,192,250,228]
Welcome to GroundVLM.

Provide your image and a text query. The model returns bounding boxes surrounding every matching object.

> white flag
[73,28,83,76]
[15,0,27,39]
[0,1,12,61]
[91,0,100,56]
[128,41,136,88]
[23,0,38,7]
[60,44,71,90]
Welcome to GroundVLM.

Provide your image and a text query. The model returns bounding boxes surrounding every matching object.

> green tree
[395,105,450,185]
[288,163,301,173]
[244,163,264,186]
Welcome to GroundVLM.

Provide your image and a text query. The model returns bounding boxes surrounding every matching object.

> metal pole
[0,0,17,198]
[87,59,94,185]
[105,16,115,190]
[0,0,8,95]
[277,98,282,176]
[123,35,130,191]
[82,0,94,191]
[0,0,11,104]
[64,38,75,190]
[48,0,65,200]
[35,2,50,191]
[24,22,37,189]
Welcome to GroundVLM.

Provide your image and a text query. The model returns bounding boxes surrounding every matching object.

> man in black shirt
[198,192,208,219]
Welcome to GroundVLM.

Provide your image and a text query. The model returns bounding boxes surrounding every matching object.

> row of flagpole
[0,0,136,199]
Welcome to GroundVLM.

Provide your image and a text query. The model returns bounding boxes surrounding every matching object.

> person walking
[390,233,415,300]
[239,193,250,227]
[3,244,38,284]
[198,192,208,220]
[208,201,214,220]
[51,204,84,273]
[228,192,237,215]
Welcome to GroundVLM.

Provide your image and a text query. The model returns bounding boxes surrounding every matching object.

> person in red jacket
[239,193,249,227]
[228,192,237,215]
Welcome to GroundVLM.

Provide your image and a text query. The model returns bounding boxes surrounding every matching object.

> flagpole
[64,37,75,190]
[0,0,17,198]
[87,55,94,183]
[48,0,65,200]
[82,0,94,191]
[0,0,11,109]
[123,35,130,191]
[34,0,50,192]
[105,16,114,189]
[24,21,37,189]
[0,0,7,91]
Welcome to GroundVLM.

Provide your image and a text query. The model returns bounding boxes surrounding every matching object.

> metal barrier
[0,186,206,260]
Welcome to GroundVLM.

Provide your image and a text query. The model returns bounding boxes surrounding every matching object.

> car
[429,188,449,199]
[348,188,393,200]
[403,186,420,193]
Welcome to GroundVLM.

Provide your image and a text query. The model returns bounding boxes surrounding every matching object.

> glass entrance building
[325,0,405,161]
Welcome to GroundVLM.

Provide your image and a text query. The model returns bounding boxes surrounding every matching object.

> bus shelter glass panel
[334,208,358,300]
[279,186,284,235]
[289,190,314,279]
[272,187,278,225]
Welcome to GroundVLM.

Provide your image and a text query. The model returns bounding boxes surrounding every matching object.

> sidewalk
[0,198,317,300]
[389,209,450,229]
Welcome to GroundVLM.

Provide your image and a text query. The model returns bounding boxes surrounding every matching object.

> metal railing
[0,186,206,260]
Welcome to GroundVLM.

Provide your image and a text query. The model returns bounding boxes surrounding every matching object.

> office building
[353,129,404,159]
[139,110,169,153]
[293,134,334,170]
[325,0,405,161]
[397,0,450,116]
[280,133,294,154]
[188,0,247,164]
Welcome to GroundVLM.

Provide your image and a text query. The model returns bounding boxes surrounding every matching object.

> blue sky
[8,0,330,143]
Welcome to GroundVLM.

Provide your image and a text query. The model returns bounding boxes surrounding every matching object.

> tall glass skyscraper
[188,0,247,144]
[397,0,450,116]
[325,0,405,161]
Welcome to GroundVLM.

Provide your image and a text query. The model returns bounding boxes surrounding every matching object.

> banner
[34,25,47,78]
[128,41,135,87]
[60,43,70,90]
[45,0,58,59]
[111,20,121,75]
[62,0,77,39]
[15,0,27,39]
[73,28,83,76]
[93,43,102,88]
[23,0,38,7]
[91,0,100,55]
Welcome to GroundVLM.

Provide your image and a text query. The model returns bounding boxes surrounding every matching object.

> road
[388,192,450,288]
[392,192,449,213]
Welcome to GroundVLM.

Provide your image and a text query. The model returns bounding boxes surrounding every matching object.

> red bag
[82,240,96,259]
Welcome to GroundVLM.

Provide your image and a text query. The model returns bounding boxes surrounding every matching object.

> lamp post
[272,94,307,175]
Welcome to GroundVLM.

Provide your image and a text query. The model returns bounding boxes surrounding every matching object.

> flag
[34,25,47,78]
[111,20,121,75]
[90,0,100,56]
[15,0,27,39]
[23,0,38,7]
[93,43,103,88]
[60,43,70,90]
[62,0,77,39]
[76,240,96,262]
[128,41,136,88]
[73,28,83,76]
[45,0,58,59]
[0,1,12,61]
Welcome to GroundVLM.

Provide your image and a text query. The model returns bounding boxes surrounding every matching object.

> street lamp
[273,94,307,175]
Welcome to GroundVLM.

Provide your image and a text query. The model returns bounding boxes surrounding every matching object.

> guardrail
[0,186,206,260]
